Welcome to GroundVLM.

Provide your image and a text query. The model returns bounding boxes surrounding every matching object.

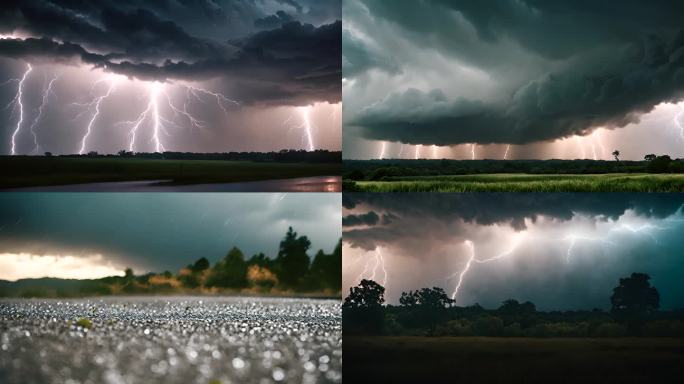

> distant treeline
[45,149,341,163]
[0,227,341,298]
[344,156,684,180]
[343,273,684,337]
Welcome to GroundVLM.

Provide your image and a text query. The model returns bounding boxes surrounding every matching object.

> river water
[5,176,341,192]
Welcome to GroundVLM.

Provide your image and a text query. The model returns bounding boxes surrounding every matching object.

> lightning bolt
[432,145,438,159]
[414,145,421,159]
[300,106,315,151]
[503,144,511,160]
[674,105,684,140]
[78,79,117,154]
[9,63,32,155]
[448,240,475,301]
[470,144,476,160]
[149,82,165,153]
[355,247,389,289]
[378,141,386,159]
[28,74,58,154]
[563,235,616,263]
[180,84,238,117]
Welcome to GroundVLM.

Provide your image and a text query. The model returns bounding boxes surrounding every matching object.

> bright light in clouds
[343,208,683,307]
[0,253,125,281]
[361,101,684,160]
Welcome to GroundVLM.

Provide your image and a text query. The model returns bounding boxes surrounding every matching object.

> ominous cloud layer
[0,193,341,274]
[343,0,684,158]
[343,193,684,310]
[0,0,341,105]
[0,0,341,154]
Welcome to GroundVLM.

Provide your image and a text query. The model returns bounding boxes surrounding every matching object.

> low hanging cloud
[344,0,684,146]
[343,193,684,251]
[342,211,379,227]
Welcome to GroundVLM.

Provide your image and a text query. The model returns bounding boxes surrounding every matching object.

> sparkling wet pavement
[0,297,341,384]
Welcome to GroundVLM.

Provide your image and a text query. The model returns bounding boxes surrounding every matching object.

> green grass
[344,336,684,383]
[0,157,340,188]
[348,173,684,192]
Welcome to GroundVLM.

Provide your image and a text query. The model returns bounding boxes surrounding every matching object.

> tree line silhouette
[343,273,684,337]
[0,227,341,297]
[344,155,684,181]
[43,149,341,163]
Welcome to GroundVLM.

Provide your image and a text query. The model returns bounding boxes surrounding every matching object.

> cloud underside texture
[0,0,341,106]
[346,0,684,145]
[343,193,684,250]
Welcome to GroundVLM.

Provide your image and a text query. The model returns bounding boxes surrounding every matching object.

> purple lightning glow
[9,63,32,155]
[28,74,59,154]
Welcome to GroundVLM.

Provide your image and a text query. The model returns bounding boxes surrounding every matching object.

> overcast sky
[343,193,684,310]
[0,193,341,280]
[0,0,341,154]
[343,0,684,160]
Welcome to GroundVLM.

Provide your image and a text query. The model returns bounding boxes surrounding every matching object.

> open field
[0,297,341,384]
[344,336,684,383]
[0,156,340,189]
[345,173,684,192]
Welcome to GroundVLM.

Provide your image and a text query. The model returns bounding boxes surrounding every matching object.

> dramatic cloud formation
[343,193,684,310]
[343,0,684,159]
[0,193,341,275]
[0,0,341,154]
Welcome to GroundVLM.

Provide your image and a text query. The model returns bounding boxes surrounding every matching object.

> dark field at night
[344,336,684,383]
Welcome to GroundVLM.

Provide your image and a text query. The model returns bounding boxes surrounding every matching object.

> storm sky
[343,193,684,310]
[343,0,684,160]
[0,193,341,280]
[0,0,341,154]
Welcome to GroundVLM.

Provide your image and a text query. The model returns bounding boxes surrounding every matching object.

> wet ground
[0,297,341,384]
[6,176,342,192]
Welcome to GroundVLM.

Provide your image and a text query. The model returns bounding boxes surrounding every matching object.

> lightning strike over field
[414,145,420,159]
[449,240,475,301]
[78,79,117,154]
[675,106,684,140]
[470,144,476,160]
[503,144,511,160]
[378,141,386,159]
[9,64,32,155]
[28,74,58,154]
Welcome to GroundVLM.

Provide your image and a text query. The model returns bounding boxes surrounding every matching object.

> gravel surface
[0,297,341,384]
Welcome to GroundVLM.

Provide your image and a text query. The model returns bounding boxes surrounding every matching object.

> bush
[592,322,627,337]
[473,315,504,336]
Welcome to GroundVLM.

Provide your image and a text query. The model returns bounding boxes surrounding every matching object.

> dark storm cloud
[346,0,684,145]
[255,11,295,29]
[0,193,341,273]
[0,0,341,106]
[343,193,684,250]
[342,211,379,227]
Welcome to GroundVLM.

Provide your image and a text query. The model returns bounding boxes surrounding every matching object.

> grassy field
[0,156,340,188]
[346,173,684,192]
[344,336,684,383]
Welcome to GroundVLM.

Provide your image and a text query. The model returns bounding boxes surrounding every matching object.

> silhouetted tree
[190,257,210,273]
[124,268,134,280]
[205,247,248,288]
[44,152,52,157]
[647,155,672,173]
[498,299,536,315]
[611,273,659,315]
[644,154,657,161]
[275,227,311,288]
[343,279,385,334]
[398,287,453,334]
[612,150,620,162]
